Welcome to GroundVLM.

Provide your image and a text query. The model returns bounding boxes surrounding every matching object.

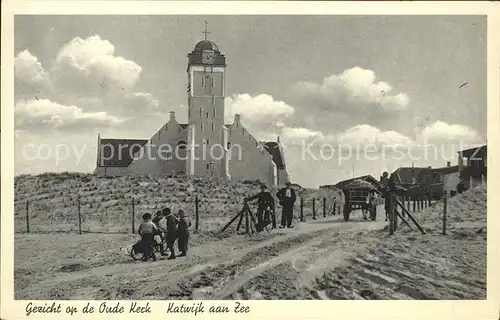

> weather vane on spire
[202,20,211,40]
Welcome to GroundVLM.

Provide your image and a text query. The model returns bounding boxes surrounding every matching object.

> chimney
[234,113,241,125]
[277,136,280,143]
[447,161,451,167]
[169,111,176,121]
[427,166,432,169]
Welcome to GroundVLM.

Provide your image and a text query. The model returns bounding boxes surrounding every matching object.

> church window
[177,140,187,150]
[207,139,210,145]
[213,108,216,118]
[206,111,209,119]
[200,122,203,132]
[206,163,210,169]
[204,75,212,95]
[212,122,215,131]
[212,95,215,104]
[227,142,231,149]
[212,78,215,87]
[200,105,203,117]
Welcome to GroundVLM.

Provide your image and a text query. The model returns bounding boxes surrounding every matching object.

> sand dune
[14,174,486,300]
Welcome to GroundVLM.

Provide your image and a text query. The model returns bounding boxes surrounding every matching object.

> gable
[263,141,284,169]
[98,139,148,167]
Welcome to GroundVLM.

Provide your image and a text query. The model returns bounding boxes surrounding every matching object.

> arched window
[203,75,212,95]
[177,140,187,150]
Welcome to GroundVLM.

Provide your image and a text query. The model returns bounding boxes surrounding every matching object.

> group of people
[137,207,191,262]
[246,181,297,232]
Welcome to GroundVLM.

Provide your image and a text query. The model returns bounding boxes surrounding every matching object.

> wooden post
[412,195,416,212]
[442,190,448,235]
[300,197,304,222]
[195,195,199,231]
[389,194,394,235]
[312,198,316,220]
[428,193,432,206]
[323,197,326,218]
[25,201,30,233]
[333,199,336,215]
[420,194,423,210]
[131,198,135,234]
[77,195,82,234]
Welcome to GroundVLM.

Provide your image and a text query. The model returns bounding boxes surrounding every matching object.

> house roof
[334,175,379,190]
[263,141,285,169]
[98,138,148,167]
[459,145,487,158]
[392,167,433,184]
[432,165,459,175]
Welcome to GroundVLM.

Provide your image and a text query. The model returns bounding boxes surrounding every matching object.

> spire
[202,21,211,40]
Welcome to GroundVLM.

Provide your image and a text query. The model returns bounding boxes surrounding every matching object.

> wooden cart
[341,179,378,221]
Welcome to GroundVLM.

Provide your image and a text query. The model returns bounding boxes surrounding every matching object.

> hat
[260,184,267,190]
[142,213,151,220]
[178,209,186,218]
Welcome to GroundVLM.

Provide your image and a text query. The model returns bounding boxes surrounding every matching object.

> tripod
[220,200,273,234]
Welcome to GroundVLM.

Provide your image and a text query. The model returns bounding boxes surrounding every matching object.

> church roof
[193,40,219,52]
[263,141,285,169]
[98,138,148,167]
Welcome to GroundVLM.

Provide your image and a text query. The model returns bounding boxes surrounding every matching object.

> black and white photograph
[2,2,499,318]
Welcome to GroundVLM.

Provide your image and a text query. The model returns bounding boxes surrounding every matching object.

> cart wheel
[130,245,144,261]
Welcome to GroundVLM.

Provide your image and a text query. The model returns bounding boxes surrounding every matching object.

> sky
[14,15,487,188]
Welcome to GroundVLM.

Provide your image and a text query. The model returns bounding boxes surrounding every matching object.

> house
[431,162,460,193]
[94,32,289,187]
[391,166,443,198]
[458,144,487,189]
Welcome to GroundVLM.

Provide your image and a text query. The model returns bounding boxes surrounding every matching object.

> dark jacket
[247,191,275,210]
[164,214,178,239]
[177,217,191,238]
[277,187,296,207]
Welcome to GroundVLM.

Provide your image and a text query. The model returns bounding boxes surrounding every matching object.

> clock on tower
[202,50,214,64]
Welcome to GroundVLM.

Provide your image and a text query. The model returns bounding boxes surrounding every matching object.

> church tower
[186,23,227,178]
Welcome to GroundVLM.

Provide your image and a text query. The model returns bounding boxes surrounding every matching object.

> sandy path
[16,215,384,300]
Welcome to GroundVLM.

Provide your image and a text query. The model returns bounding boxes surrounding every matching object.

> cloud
[225,93,295,123]
[294,67,410,112]
[51,35,142,96]
[336,124,415,147]
[15,98,122,132]
[15,50,49,85]
[420,121,483,144]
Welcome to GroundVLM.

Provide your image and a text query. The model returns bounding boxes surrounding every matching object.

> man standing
[246,185,275,232]
[162,207,178,260]
[277,181,296,228]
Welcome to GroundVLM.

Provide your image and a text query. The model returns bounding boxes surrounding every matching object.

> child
[152,210,168,256]
[176,209,191,257]
[137,213,159,262]
[163,207,178,260]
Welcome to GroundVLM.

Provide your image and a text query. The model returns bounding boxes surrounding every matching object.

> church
[94,31,289,187]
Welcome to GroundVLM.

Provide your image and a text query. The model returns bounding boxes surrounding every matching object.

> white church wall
[227,118,276,186]
[94,166,129,176]
[128,114,188,176]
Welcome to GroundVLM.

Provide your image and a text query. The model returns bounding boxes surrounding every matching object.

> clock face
[202,51,214,64]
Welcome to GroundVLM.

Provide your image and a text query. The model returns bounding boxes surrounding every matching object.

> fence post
[131,198,135,234]
[77,194,82,234]
[420,194,424,210]
[412,195,416,212]
[312,198,316,220]
[333,199,336,215]
[442,190,448,235]
[300,197,304,222]
[25,201,30,233]
[323,197,326,218]
[195,195,199,231]
[429,193,432,206]
[389,194,394,235]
